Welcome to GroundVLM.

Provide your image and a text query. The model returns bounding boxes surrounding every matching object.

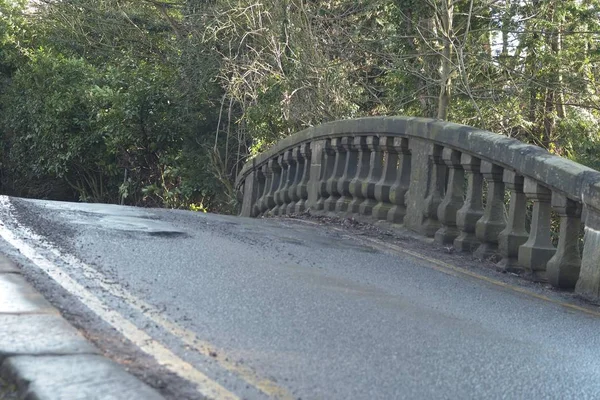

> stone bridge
[236,116,600,300]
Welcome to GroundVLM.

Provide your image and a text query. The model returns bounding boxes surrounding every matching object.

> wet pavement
[2,197,600,399]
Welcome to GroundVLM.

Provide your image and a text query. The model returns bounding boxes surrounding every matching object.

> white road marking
[0,196,239,400]
[0,196,294,400]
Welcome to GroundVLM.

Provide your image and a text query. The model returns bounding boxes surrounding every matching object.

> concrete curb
[0,254,164,400]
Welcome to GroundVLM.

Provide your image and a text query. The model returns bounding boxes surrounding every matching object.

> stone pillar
[259,161,280,216]
[295,143,311,213]
[497,171,529,272]
[372,137,398,220]
[474,162,506,259]
[308,139,331,212]
[323,138,346,212]
[239,170,256,217]
[335,137,359,213]
[280,150,296,215]
[434,148,464,245]
[272,153,288,216]
[546,194,582,289]
[286,147,301,214]
[454,155,484,252]
[251,168,266,218]
[387,138,411,223]
[348,137,370,214]
[420,144,446,237]
[576,201,600,300]
[359,136,382,216]
[518,178,555,281]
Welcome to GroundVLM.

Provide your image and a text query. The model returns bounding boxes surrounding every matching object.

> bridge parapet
[235,117,600,299]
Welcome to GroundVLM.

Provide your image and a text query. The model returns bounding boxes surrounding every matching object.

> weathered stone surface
[547,194,582,289]
[497,171,529,273]
[474,161,506,259]
[0,274,56,314]
[337,137,359,213]
[454,155,484,252]
[404,139,434,234]
[576,193,600,299]
[386,137,411,224]
[306,139,328,211]
[420,145,446,237]
[434,148,463,245]
[0,314,98,357]
[235,116,600,298]
[236,117,600,206]
[372,137,397,220]
[518,179,555,281]
[0,255,19,274]
[1,354,163,400]
[347,137,369,214]
[239,168,256,217]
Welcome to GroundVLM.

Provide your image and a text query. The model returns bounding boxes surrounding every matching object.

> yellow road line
[358,234,600,319]
[286,218,600,318]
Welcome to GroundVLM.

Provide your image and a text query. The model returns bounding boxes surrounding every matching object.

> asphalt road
[2,196,600,399]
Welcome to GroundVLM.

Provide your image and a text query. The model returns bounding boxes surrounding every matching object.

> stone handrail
[235,117,600,300]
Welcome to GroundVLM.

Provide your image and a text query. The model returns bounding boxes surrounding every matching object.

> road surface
[1,196,600,399]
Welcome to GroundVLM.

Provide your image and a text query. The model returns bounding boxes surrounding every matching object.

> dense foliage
[1,0,600,211]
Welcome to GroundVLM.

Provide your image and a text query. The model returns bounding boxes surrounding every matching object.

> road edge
[0,253,165,400]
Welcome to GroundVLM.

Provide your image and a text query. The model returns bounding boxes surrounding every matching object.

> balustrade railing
[236,117,600,300]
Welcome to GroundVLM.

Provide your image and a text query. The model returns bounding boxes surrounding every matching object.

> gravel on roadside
[0,377,19,400]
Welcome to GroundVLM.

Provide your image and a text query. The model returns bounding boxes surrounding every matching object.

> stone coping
[236,117,600,207]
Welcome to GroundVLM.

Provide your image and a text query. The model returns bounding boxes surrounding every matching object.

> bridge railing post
[517,178,555,281]
[575,184,600,298]
[474,161,507,260]
[372,137,398,221]
[404,140,440,234]
[239,159,257,217]
[496,170,529,272]
[294,143,311,213]
[434,148,464,245]
[337,137,359,213]
[387,137,411,223]
[306,139,328,212]
[359,136,383,216]
[453,155,484,252]
[547,193,582,289]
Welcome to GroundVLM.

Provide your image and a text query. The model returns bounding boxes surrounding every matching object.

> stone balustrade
[236,117,600,300]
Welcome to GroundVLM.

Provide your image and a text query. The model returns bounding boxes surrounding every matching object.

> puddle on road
[25,199,187,237]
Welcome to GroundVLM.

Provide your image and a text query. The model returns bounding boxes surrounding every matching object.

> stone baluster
[518,178,555,281]
[387,138,411,223]
[313,139,334,212]
[272,153,288,216]
[323,138,346,212]
[359,136,382,216]
[576,184,600,299]
[421,145,446,237]
[251,168,266,217]
[259,160,280,216]
[474,162,507,259]
[335,137,358,213]
[294,143,311,214]
[348,137,370,214]
[454,155,484,252]
[284,148,300,215]
[372,137,398,220]
[496,171,529,272]
[256,164,269,216]
[434,149,464,245]
[546,194,582,289]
